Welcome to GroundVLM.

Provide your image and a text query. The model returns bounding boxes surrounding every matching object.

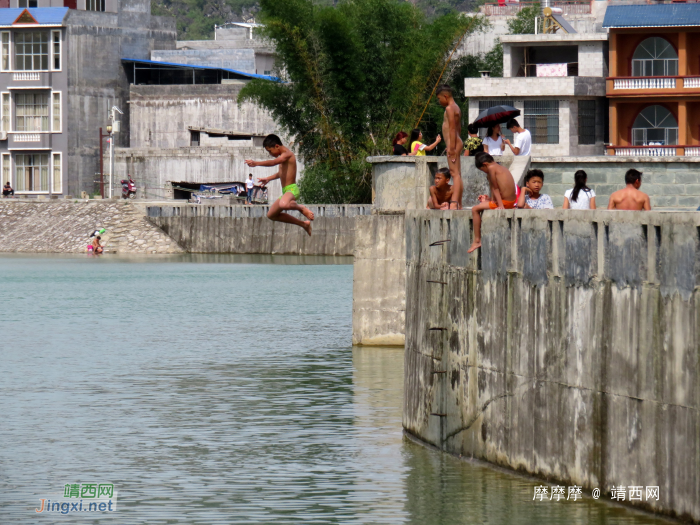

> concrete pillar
[609,100,618,154]
[679,32,688,76]
[678,100,687,156]
[610,32,618,77]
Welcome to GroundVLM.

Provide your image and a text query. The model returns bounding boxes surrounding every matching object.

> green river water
[0,255,674,524]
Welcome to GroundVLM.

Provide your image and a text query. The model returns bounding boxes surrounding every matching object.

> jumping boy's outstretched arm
[257,172,279,186]
[245,150,293,168]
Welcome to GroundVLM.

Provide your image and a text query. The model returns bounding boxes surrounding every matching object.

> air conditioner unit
[0,131,7,141]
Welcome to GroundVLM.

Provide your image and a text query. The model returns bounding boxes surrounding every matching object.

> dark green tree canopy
[239,0,484,203]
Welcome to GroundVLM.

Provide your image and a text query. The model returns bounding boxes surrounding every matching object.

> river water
[0,255,672,524]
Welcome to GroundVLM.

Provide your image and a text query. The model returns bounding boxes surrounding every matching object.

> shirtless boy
[468,152,517,253]
[436,85,463,209]
[245,134,314,236]
[607,169,651,211]
[427,168,453,209]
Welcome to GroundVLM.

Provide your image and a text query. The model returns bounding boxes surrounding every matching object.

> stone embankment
[403,208,700,522]
[0,200,183,254]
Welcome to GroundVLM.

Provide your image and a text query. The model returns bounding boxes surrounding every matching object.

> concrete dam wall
[404,209,700,521]
[147,204,370,255]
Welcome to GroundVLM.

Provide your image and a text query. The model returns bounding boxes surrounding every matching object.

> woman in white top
[563,170,596,210]
[482,124,505,156]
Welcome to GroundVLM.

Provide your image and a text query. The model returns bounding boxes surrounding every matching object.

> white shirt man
[246,174,255,204]
[505,119,532,156]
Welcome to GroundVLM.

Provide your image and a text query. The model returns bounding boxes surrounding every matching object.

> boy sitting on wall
[468,152,517,254]
[517,169,553,210]
[427,168,453,210]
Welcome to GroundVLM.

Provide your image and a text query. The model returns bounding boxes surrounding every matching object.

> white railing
[684,77,700,88]
[14,133,40,142]
[615,147,677,157]
[613,78,676,90]
[12,72,40,81]
[685,147,700,156]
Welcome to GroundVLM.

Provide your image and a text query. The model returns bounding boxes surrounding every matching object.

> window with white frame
[2,93,10,132]
[16,92,49,132]
[52,152,61,193]
[1,154,9,187]
[632,105,678,146]
[18,0,39,7]
[15,153,49,192]
[15,32,48,71]
[52,31,60,71]
[52,92,61,132]
[1,32,9,72]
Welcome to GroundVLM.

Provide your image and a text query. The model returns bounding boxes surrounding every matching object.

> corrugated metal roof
[0,8,68,27]
[603,4,700,28]
[122,58,278,81]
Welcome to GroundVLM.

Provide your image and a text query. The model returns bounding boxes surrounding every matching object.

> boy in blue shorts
[245,134,314,236]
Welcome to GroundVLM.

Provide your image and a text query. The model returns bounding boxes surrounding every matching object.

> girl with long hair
[563,170,596,209]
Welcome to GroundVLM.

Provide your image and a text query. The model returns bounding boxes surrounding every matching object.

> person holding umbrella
[483,124,506,156]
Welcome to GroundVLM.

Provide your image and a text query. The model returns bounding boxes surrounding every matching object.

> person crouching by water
[563,170,596,210]
[2,181,13,197]
[517,169,553,210]
[427,168,452,210]
[392,131,416,156]
[92,235,103,254]
[409,129,441,156]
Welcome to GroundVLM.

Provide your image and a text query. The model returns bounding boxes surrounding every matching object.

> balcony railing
[607,145,700,157]
[481,1,591,16]
[12,72,41,81]
[14,133,41,142]
[609,76,700,90]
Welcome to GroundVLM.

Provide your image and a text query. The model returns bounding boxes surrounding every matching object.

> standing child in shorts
[427,168,453,209]
[468,152,517,253]
[245,134,315,236]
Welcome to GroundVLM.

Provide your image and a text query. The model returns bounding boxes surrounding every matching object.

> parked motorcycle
[121,177,137,199]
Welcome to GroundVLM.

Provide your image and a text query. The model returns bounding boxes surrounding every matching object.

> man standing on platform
[246,174,255,204]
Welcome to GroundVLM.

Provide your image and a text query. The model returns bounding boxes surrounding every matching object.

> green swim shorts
[280,183,301,200]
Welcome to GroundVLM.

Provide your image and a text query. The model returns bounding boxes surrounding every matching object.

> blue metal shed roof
[603,4,700,28]
[0,8,68,27]
[122,58,278,82]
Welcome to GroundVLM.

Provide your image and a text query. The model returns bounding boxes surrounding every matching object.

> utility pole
[99,127,109,198]
[107,106,123,199]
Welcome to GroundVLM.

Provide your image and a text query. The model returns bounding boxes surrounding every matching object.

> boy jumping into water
[245,134,314,236]
[427,168,453,209]
[436,85,463,209]
[467,152,517,254]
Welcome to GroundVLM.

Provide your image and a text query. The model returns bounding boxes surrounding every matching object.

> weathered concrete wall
[404,208,700,521]
[532,157,700,209]
[114,145,294,202]
[147,204,370,255]
[0,201,182,254]
[151,48,256,73]
[64,9,177,197]
[352,214,406,346]
[369,155,527,212]
[128,84,278,149]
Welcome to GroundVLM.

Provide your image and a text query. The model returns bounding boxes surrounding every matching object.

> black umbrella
[472,105,521,128]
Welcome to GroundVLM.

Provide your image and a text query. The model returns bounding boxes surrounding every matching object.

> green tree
[507,2,539,34]
[238,0,484,204]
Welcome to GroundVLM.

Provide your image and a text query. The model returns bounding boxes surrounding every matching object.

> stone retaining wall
[0,200,183,254]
